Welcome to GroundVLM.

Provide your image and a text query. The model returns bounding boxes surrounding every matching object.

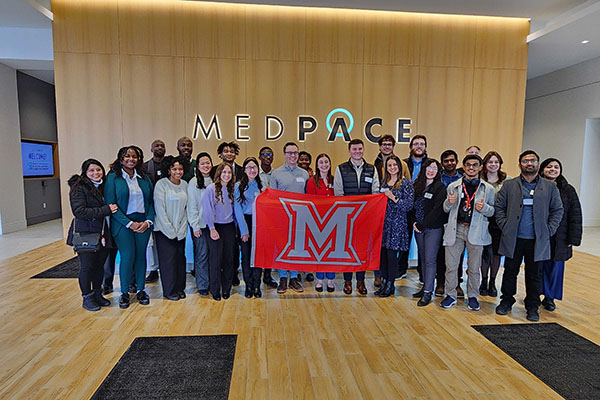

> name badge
[365,177,373,183]
[460,192,465,199]
[296,177,305,183]
[523,198,534,206]
[424,192,433,199]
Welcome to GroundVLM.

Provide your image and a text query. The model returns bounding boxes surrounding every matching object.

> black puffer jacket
[552,183,582,261]
[66,175,114,248]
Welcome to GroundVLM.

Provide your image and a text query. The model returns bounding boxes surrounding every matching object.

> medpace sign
[193,108,412,143]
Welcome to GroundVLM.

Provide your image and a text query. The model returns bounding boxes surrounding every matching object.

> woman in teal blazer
[104,146,155,309]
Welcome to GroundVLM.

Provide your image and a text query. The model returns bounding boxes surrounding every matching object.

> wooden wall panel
[183,58,246,162]
[475,18,529,70]
[245,6,306,61]
[244,60,305,161]
[305,63,365,165]
[471,68,527,174]
[417,66,474,160]
[305,8,364,64]
[363,11,420,66]
[120,55,185,152]
[419,14,477,68]
[118,0,184,56]
[181,2,247,59]
[362,65,420,156]
[53,0,119,54]
[54,52,122,232]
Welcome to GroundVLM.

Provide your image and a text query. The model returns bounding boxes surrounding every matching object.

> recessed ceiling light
[581,40,590,44]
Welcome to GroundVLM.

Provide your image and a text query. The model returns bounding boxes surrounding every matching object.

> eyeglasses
[261,152,273,157]
[381,143,394,147]
[426,166,438,171]
[521,159,539,165]
[245,165,258,170]
[284,151,299,156]
[412,143,426,147]
[465,163,480,168]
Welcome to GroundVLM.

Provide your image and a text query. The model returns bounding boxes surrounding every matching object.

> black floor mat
[31,256,79,278]
[473,323,600,400]
[91,335,237,400]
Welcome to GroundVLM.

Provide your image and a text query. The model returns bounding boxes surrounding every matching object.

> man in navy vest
[334,139,380,295]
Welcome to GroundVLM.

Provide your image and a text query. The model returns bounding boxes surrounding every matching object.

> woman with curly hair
[202,163,236,301]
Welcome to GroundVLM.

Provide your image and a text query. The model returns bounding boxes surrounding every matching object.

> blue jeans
[192,228,210,291]
[277,269,299,279]
[316,272,335,280]
[415,227,443,293]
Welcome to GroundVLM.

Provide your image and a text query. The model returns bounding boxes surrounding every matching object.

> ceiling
[2,0,600,83]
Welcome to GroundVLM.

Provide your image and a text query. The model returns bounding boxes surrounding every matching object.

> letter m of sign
[275,198,366,265]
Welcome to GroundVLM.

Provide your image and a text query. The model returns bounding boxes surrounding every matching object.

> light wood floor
[1,240,598,400]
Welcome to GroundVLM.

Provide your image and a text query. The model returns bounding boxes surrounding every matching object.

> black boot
[488,278,498,297]
[374,279,387,296]
[93,290,111,307]
[245,285,253,298]
[479,277,488,296]
[82,293,100,311]
[379,280,395,298]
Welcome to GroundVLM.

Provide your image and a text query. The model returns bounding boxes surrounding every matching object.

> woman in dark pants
[411,159,447,306]
[234,157,264,298]
[376,155,414,297]
[154,156,189,301]
[104,146,155,309]
[539,158,583,311]
[66,159,117,311]
[202,163,236,301]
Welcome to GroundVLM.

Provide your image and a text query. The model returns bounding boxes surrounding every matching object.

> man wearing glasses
[258,146,274,188]
[440,154,496,311]
[494,150,563,321]
[270,142,310,294]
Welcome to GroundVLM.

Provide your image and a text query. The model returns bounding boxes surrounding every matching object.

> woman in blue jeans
[412,158,447,306]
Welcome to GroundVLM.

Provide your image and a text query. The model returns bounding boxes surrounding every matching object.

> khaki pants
[444,224,483,299]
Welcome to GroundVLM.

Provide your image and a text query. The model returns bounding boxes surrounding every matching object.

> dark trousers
[500,238,541,310]
[380,247,400,281]
[102,248,118,288]
[78,249,109,295]
[343,271,366,281]
[415,228,443,293]
[240,214,262,289]
[155,231,187,298]
[207,222,236,297]
[435,243,463,286]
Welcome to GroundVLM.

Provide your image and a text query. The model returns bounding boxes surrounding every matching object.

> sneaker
[136,290,150,305]
[417,292,432,307]
[467,297,480,311]
[145,270,159,283]
[289,278,304,293]
[119,293,130,309]
[277,278,288,294]
[440,295,457,309]
[82,293,100,312]
[456,285,465,299]
[495,302,512,315]
[526,308,540,322]
[435,285,444,297]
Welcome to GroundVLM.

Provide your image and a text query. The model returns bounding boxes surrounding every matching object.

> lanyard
[462,182,476,210]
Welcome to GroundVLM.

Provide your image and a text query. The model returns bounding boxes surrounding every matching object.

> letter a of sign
[275,198,366,265]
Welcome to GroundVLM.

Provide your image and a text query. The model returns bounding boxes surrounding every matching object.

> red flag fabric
[252,188,387,272]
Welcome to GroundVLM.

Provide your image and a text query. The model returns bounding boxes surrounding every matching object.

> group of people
[67,134,582,322]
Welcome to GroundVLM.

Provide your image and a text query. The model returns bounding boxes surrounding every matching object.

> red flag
[252,188,387,272]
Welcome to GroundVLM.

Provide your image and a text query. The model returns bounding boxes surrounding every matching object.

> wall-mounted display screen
[21,141,54,177]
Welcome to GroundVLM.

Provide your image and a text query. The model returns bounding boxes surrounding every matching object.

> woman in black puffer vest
[539,158,583,312]
[67,159,117,311]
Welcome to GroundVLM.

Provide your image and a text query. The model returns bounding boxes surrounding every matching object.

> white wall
[580,119,600,227]
[0,63,27,234]
[523,55,600,227]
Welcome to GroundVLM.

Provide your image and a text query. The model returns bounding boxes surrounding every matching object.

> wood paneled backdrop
[53,0,528,231]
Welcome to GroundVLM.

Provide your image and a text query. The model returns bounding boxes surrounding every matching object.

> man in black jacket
[143,139,166,283]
